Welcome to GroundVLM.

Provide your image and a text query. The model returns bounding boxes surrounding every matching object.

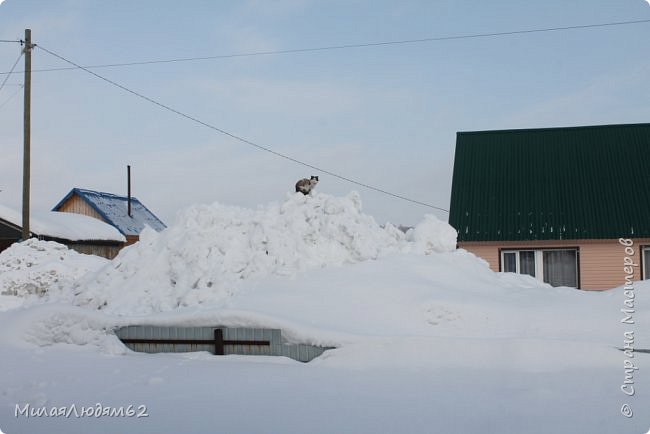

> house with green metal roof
[449,123,650,290]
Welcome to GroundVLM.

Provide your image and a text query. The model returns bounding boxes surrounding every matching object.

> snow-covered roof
[0,204,126,242]
[52,188,166,237]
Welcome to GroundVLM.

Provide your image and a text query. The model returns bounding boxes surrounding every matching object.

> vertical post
[214,329,224,355]
[127,165,132,217]
[22,29,32,240]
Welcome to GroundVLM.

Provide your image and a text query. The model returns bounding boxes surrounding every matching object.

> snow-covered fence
[115,326,333,363]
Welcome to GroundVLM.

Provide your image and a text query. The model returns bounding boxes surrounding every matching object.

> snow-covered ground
[0,192,648,434]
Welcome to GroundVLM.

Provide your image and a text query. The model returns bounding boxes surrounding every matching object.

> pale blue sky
[1,0,649,226]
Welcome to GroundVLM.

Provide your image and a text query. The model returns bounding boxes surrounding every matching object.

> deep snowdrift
[1,193,648,434]
[71,192,457,314]
[2,191,645,349]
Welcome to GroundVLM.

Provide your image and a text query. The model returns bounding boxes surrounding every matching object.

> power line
[0,51,23,95]
[4,18,650,75]
[0,39,22,43]
[0,84,22,110]
[38,44,449,213]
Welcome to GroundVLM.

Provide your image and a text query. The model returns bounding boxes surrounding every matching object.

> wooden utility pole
[22,29,33,240]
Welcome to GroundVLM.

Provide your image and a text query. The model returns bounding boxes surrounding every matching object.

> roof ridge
[74,188,141,202]
[457,122,650,135]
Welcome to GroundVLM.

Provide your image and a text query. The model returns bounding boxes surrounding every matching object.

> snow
[0,203,126,242]
[0,239,108,298]
[0,192,648,434]
[405,213,458,253]
[71,192,445,315]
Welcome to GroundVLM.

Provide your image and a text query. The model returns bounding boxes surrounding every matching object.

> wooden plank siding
[57,194,104,221]
[460,238,650,290]
[67,243,122,259]
[58,194,140,245]
[579,239,647,289]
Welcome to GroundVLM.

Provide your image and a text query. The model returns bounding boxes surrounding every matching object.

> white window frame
[500,248,578,287]
[643,246,650,281]
[501,250,536,276]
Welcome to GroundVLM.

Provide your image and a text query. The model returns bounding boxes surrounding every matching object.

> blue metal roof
[53,188,166,237]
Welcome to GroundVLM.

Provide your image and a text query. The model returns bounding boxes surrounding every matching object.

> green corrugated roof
[449,123,650,241]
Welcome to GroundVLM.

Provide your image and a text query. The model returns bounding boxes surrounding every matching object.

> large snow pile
[0,239,108,298]
[72,192,456,314]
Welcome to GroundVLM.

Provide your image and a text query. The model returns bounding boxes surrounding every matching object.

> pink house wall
[459,238,650,290]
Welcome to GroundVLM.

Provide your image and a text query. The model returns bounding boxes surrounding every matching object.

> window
[501,250,535,277]
[500,249,578,288]
[503,252,516,273]
[643,247,650,281]
[519,251,536,277]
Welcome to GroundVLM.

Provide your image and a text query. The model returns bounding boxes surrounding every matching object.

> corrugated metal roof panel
[53,188,166,236]
[449,123,650,241]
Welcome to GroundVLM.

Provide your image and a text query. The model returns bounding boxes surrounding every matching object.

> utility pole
[22,29,33,240]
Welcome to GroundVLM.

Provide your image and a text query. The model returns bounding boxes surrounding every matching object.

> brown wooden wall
[460,238,650,291]
[68,243,122,260]
[1,238,122,259]
[58,194,105,222]
[57,194,132,256]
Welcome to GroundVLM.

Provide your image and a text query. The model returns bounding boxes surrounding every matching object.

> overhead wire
[2,18,650,75]
[21,17,650,212]
[0,84,22,111]
[37,44,449,213]
[0,51,23,95]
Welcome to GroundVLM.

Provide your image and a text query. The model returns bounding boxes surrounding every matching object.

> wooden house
[0,204,126,259]
[448,123,650,290]
[52,188,166,246]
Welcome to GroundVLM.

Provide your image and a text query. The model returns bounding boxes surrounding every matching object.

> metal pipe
[127,165,132,217]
